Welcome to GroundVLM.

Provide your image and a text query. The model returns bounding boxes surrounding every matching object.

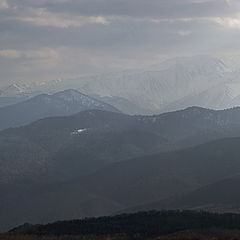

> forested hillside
[4,211,240,240]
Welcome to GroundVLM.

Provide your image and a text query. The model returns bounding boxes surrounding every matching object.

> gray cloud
[0,0,240,86]
[9,0,235,18]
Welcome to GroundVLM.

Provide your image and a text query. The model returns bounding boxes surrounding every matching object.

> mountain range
[3,55,240,231]
[0,89,119,130]
[2,55,240,114]
[3,107,240,230]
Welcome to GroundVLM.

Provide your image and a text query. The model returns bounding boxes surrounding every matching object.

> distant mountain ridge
[80,56,228,113]
[0,83,29,97]
[0,89,120,130]
[3,55,240,114]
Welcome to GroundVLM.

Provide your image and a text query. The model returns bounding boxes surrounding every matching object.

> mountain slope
[79,56,227,113]
[126,175,240,214]
[0,109,170,184]
[0,83,28,97]
[0,96,28,108]
[4,106,240,184]
[3,137,240,230]
[161,80,240,112]
[0,83,31,107]
[0,89,119,130]
[10,211,240,238]
[1,55,230,114]
[75,137,240,207]
[3,107,240,230]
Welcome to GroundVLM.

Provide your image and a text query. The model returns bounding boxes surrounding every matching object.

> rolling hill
[3,136,240,230]
[4,106,240,185]
[8,211,240,239]
[3,107,240,230]
[127,174,240,214]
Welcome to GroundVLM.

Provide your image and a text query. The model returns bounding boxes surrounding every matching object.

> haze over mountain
[0,89,119,130]
[3,55,240,114]
[80,56,229,114]
[0,83,31,108]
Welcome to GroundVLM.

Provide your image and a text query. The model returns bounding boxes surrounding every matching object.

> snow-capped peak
[0,83,28,97]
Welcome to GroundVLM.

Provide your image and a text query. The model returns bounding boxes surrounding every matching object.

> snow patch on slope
[71,128,87,135]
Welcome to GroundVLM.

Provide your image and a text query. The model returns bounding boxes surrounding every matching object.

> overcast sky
[1,0,240,86]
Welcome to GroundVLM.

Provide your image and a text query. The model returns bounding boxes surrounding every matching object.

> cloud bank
[0,0,240,85]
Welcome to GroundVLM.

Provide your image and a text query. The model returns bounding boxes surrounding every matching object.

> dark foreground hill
[4,107,240,230]
[3,137,240,231]
[6,211,240,240]
[126,174,240,214]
